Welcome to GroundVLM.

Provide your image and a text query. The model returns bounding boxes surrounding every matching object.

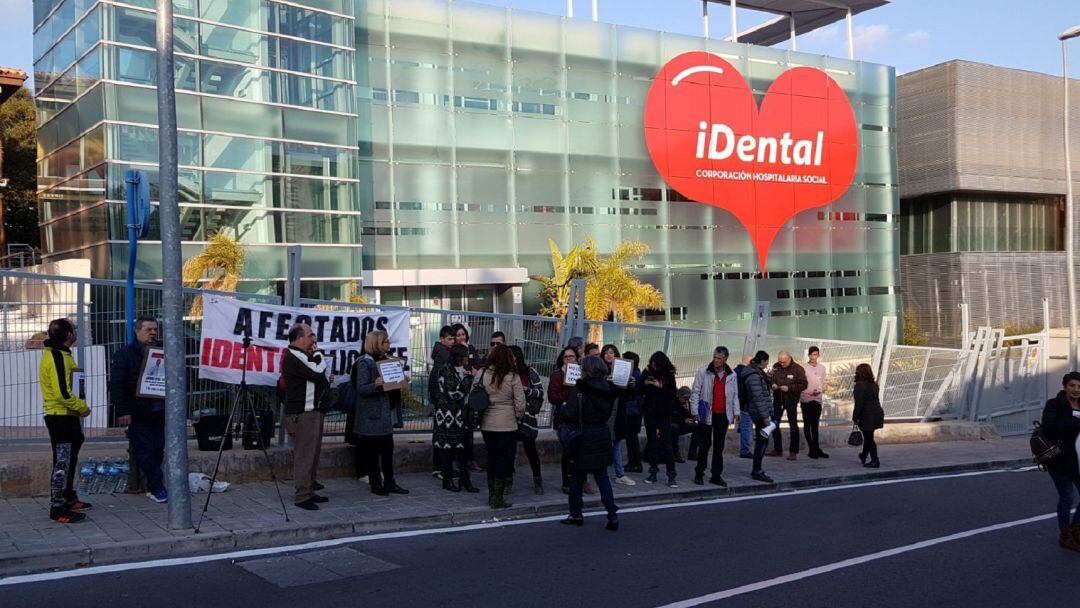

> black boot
[460,471,479,493]
[491,479,512,509]
[442,477,460,492]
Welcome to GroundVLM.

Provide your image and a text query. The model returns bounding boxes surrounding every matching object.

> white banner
[198,296,411,387]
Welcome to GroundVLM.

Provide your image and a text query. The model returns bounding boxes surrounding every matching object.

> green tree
[0,87,38,248]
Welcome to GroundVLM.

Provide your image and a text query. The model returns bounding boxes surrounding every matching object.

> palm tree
[532,237,665,340]
[182,232,246,316]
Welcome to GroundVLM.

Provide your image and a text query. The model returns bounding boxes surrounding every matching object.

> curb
[0,457,1033,577]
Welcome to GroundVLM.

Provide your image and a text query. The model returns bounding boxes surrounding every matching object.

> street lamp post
[1061,25,1080,370]
[157,0,192,529]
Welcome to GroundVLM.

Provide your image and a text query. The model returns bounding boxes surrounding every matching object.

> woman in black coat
[639,351,679,487]
[1040,372,1080,550]
[852,363,884,468]
[559,355,619,530]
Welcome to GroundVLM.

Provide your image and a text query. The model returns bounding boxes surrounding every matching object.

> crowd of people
[38,315,892,528]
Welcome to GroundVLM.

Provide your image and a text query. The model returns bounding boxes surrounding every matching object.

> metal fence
[0,269,280,442]
[0,268,1050,443]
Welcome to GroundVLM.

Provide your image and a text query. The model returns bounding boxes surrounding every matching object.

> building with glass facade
[898,61,1079,345]
[34,0,901,342]
[33,0,361,296]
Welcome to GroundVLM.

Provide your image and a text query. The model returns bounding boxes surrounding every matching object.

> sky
[0,0,1078,87]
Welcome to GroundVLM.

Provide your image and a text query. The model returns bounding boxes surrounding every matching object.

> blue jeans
[569,468,618,523]
[1050,471,1080,529]
[129,412,166,494]
[612,440,625,477]
[739,411,753,456]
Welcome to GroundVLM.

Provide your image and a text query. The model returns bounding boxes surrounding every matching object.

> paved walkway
[0,437,1032,575]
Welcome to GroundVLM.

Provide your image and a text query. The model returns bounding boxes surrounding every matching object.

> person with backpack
[1039,371,1080,551]
[510,345,545,495]
[432,344,478,493]
[739,350,775,483]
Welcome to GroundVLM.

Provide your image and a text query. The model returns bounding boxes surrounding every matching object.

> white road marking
[654,512,1055,608]
[0,466,1036,587]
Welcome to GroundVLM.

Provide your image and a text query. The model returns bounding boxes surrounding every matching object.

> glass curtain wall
[355,0,900,340]
[33,0,361,295]
[901,194,1064,254]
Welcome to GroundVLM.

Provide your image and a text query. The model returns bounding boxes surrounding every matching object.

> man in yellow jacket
[40,318,91,523]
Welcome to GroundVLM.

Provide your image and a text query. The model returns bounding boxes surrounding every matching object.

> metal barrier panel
[974,333,1050,436]
[298,298,567,435]
[0,270,280,442]
[3,269,1017,444]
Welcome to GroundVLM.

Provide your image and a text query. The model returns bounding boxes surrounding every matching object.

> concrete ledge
[0,454,1031,578]
[0,421,999,499]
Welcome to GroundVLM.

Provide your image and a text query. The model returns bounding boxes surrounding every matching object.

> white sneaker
[615,475,637,486]
[358,475,370,485]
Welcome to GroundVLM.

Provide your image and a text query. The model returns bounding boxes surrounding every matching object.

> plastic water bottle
[106,460,121,494]
[77,459,96,496]
[114,459,129,494]
[90,458,110,495]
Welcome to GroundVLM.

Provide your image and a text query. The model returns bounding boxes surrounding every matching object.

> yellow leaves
[344,280,368,304]
[533,235,665,325]
[182,232,246,316]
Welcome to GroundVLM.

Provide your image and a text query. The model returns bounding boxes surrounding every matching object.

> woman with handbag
[433,344,478,493]
[353,330,409,496]
[622,352,644,472]
[852,363,884,469]
[560,355,620,530]
[1040,372,1080,550]
[601,344,636,487]
[639,351,679,488]
[510,345,545,495]
[548,346,580,494]
[479,344,526,509]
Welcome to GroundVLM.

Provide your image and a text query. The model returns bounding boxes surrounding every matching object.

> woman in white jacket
[689,346,740,487]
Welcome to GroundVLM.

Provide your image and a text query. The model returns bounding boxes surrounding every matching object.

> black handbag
[331,369,357,414]
[558,392,584,447]
[1030,421,1063,469]
[519,411,540,439]
[466,370,490,411]
[464,370,489,428]
[847,423,863,447]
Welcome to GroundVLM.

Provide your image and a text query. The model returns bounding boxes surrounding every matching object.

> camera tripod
[196,336,290,533]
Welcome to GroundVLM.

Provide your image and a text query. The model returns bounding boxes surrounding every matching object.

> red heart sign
[644,52,858,272]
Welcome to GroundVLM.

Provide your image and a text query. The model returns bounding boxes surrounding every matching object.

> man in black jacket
[111,317,168,502]
[282,323,331,511]
[769,351,808,460]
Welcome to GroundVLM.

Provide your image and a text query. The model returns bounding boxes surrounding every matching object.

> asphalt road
[3,467,1075,607]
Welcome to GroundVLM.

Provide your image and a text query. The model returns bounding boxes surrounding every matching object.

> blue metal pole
[125,170,139,345]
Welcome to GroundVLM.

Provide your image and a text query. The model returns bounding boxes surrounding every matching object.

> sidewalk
[0,436,1032,576]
